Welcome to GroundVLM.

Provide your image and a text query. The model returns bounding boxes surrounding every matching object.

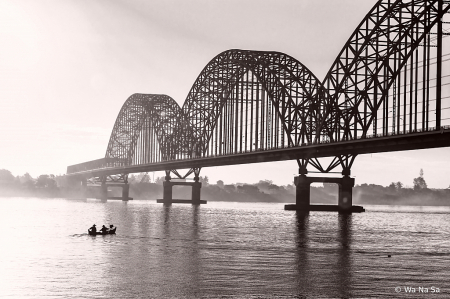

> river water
[0,197,449,298]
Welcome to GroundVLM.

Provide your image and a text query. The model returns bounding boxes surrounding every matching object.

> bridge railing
[67,158,128,174]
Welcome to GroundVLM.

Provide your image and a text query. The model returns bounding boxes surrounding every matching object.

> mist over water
[0,198,449,298]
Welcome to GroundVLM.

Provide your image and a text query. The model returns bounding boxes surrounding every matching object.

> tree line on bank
[0,168,449,205]
[0,169,60,197]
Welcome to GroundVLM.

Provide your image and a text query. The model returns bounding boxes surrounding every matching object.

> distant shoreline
[2,180,449,206]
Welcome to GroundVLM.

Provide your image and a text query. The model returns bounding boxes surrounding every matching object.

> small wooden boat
[88,227,116,236]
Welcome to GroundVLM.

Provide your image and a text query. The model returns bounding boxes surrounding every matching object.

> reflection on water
[294,213,354,298]
[337,214,352,298]
[0,198,449,298]
[294,212,310,296]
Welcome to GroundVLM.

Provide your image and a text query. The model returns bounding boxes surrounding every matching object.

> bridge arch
[182,49,327,155]
[104,93,195,167]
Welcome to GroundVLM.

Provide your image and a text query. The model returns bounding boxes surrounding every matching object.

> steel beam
[67,129,450,179]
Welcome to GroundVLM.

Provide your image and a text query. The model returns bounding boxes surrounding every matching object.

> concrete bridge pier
[157,172,206,205]
[106,183,132,201]
[285,173,364,213]
[295,174,311,209]
[338,175,355,211]
[121,183,130,201]
[96,181,132,201]
[191,176,202,205]
[162,174,173,206]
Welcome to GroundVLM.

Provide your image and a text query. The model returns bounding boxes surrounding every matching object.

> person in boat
[88,224,97,234]
[100,225,108,234]
[108,224,116,232]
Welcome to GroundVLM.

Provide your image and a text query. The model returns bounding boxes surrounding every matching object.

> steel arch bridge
[67,0,450,211]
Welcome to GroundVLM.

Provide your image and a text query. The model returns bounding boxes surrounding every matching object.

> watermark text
[395,286,440,293]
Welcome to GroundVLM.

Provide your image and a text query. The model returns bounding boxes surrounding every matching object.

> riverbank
[1,178,449,206]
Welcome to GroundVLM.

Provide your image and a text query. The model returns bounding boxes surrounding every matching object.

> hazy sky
[1,0,450,188]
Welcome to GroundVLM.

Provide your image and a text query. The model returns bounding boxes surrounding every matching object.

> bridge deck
[67,128,450,178]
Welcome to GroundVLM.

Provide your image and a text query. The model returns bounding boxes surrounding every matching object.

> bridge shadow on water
[294,212,353,298]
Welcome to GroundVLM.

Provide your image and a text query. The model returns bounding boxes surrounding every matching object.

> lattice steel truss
[183,50,326,154]
[103,0,450,175]
[323,0,450,141]
[105,94,196,166]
